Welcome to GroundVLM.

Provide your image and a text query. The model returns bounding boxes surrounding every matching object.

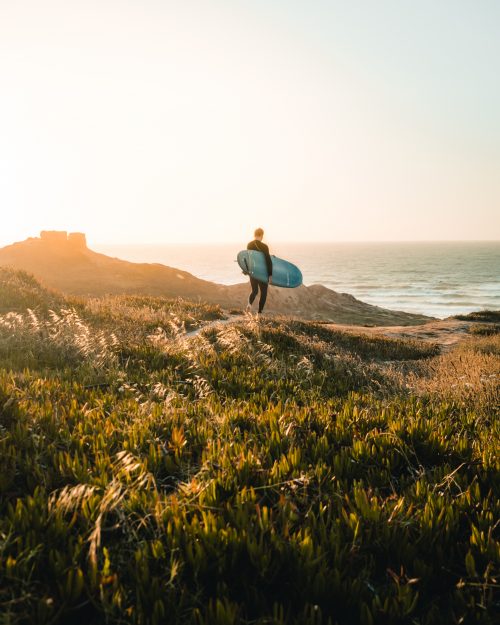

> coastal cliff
[0,232,432,325]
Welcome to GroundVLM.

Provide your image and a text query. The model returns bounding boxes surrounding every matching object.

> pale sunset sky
[1,0,499,246]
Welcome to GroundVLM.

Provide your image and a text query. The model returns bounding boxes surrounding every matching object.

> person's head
[254,228,264,241]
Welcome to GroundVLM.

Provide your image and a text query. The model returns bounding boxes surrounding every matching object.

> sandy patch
[325,319,473,351]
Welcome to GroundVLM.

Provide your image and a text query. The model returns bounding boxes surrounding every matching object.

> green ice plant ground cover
[0,268,498,624]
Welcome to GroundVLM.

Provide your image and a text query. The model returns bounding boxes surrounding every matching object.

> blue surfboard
[237,250,302,288]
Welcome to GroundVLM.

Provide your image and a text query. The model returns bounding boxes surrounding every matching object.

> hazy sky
[1,0,499,245]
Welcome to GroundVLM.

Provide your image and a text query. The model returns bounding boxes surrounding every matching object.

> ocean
[94,242,500,319]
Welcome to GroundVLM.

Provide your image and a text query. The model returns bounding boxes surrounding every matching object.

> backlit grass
[0,270,498,625]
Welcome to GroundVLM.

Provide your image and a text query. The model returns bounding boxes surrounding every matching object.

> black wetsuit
[247,239,273,313]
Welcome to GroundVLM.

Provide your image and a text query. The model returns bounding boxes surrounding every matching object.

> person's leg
[258,281,268,313]
[248,277,259,306]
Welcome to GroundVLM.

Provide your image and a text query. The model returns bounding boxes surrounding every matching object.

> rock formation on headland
[0,232,432,325]
[40,230,87,249]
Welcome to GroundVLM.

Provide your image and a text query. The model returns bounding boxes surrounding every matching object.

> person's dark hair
[254,228,264,238]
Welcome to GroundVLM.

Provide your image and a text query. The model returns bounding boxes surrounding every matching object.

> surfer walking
[246,228,273,314]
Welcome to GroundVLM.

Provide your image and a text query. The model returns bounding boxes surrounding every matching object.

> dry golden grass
[0,307,119,370]
[85,294,224,336]
[404,334,499,412]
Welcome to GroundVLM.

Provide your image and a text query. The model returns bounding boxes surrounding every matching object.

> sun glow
[1,1,499,246]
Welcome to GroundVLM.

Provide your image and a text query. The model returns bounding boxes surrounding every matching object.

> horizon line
[1,236,499,248]
[91,239,500,246]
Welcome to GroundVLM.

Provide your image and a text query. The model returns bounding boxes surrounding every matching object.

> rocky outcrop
[40,230,69,245]
[40,230,87,249]
[67,232,87,249]
[0,233,433,326]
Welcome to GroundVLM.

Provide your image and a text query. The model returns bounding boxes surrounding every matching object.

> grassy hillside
[0,270,498,625]
[0,235,433,325]
[0,267,66,312]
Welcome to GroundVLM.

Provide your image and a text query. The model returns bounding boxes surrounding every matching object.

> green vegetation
[0,269,498,625]
[0,267,65,312]
[454,311,500,323]
[469,324,500,337]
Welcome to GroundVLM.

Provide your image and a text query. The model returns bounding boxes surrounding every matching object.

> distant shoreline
[93,241,500,320]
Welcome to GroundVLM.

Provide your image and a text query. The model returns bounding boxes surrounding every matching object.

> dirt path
[185,314,246,338]
[186,314,475,352]
[325,319,473,351]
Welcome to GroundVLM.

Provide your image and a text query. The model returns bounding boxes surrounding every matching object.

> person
[246,227,273,314]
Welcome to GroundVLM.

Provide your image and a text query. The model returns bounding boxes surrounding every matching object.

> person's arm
[260,242,273,281]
